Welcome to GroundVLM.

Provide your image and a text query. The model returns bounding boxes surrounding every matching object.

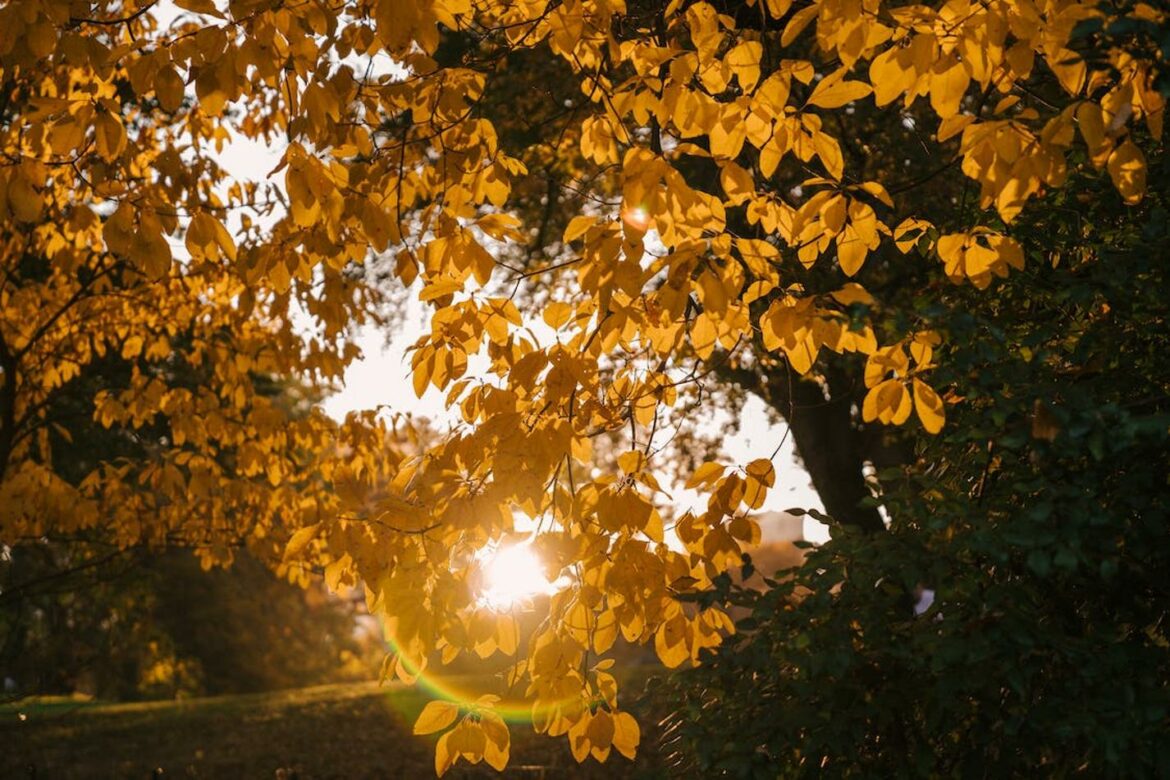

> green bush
[654,109,1170,779]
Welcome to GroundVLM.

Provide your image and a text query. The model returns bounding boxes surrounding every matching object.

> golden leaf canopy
[0,0,1162,772]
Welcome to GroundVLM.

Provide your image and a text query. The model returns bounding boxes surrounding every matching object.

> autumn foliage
[0,0,1164,774]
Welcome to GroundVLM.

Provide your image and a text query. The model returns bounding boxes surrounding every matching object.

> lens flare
[621,204,651,232]
[373,542,581,726]
[479,543,553,610]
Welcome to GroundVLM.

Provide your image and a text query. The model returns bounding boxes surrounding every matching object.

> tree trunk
[724,360,887,533]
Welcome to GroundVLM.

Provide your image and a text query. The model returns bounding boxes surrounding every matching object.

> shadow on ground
[1,681,668,778]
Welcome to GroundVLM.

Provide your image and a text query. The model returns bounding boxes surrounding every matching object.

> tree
[1,0,1164,774]
[1,545,376,700]
[655,140,1170,776]
[0,367,378,701]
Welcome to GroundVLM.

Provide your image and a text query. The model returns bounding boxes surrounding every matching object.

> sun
[479,543,553,610]
[621,203,651,232]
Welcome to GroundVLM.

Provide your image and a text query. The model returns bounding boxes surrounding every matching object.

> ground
[1,680,666,779]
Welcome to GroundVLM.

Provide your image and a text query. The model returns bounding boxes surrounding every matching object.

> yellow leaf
[741,476,767,509]
[543,301,574,329]
[909,339,933,367]
[990,235,1025,271]
[612,711,641,759]
[710,103,747,158]
[930,61,970,119]
[686,461,725,489]
[563,215,596,243]
[617,450,646,475]
[745,458,775,487]
[130,214,174,279]
[7,174,43,223]
[763,0,793,16]
[864,345,908,387]
[1050,48,1086,96]
[156,66,186,113]
[435,731,454,776]
[830,283,873,306]
[644,507,665,542]
[806,70,872,109]
[885,381,912,424]
[420,279,463,301]
[194,67,229,116]
[893,218,932,253]
[812,132,844,180]
[175,0,224,16]
[594,609,618,654]
[858,181,894,208]
[284,523,320,560]
[863,379,911,425]
[862,384,882,423]
[481,714,511,771]
[912,379,945,434]
[691,312,718,360]
[360,200,396,252]
[726,41,763,92]
[94,112,127,162]
[781,4,818,47]
[819,195,847,234]
[936,233,965,268]
[477,212,523,241]
[121,335,144,360]
[720,161,754,205]
[938,114,975,143]
[569,714,592,762]
[1107,140,1145,205]
[836,227,867,276]
[783,337,817,375]
[413,350,434,397]
[868,44,919,107]
[654,618,690,668]
[729,515,761,541]
[414,700,460,735]
[586,709,615,759]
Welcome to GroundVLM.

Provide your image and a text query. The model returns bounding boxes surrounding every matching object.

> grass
[1,677,668,778]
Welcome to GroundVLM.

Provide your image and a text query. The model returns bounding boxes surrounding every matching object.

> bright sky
[321,310,831,544]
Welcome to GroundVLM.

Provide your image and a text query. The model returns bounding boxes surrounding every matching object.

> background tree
[0,0,399,701]
[1,545,377,700]
[0,370,381,700]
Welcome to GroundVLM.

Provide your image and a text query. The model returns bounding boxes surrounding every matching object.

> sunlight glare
[480,544,552,610]
[622,204,651,232]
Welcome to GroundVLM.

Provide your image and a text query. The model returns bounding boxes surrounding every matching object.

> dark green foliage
[653,117,1170,778]
[1,547,374,700]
